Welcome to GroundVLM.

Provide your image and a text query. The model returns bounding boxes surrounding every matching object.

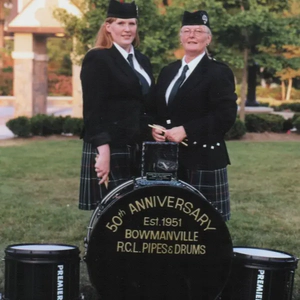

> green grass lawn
[0,138,299,299]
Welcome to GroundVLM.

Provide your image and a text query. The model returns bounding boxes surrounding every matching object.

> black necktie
[168,65,189,105]
[127,54,150,95]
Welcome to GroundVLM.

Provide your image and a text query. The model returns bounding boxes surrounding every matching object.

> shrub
[282,119,294,132]
[245,114,285,133]
[6,117,31,137]
[51,115,72,134]
[30,114,55,136]
[292,113,300,123]
[225,119,246,140]
[258,102,270,107]
[294,117,300,134]
[63,117,83,136]
[271,102,300,112]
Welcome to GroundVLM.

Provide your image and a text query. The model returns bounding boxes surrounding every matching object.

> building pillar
[0,0,4,69]
[12,33,48,117]
[12,33,34,117]
[72,62,82,117]
[32,35,48,115]
[71,41,82,118]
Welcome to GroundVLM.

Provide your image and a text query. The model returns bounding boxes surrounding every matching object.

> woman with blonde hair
[79,0,154,210]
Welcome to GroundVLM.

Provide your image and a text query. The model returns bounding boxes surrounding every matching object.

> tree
[54,0,182,76]
[168,0,299,119]
[260,45,300,100]
[0,0,12,69]
[257,0,300,101]
[209,0,298,120]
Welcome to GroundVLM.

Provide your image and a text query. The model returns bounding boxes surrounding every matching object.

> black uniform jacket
[80,45,154,148]
[154,54,237,170]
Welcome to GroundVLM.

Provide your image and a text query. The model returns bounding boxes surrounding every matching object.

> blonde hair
[94,17,140,49]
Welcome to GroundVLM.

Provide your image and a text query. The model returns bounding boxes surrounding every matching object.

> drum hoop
[5,243,79,256]
[233,246,298,265]
[87,179,135,241]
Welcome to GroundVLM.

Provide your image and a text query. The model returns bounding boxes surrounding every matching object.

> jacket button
[211,146,215,149]
[193,141,197,145]
[216,143,220,146]
[203,144,207,148]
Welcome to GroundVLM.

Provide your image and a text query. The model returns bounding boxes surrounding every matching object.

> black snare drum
[4,244,80,300]
[221,247,298,300]
[85,179,233,300]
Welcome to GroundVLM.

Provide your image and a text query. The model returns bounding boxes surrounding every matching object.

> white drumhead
[234,247,292,259]
[10,244,74,251]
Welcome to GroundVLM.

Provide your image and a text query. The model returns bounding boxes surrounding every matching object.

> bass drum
[85,179,233,300]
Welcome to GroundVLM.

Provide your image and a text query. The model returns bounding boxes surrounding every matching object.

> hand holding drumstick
[149,124,188,146]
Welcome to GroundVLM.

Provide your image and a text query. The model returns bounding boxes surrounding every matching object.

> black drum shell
[86,183,233,300]
[221,246,299,300]
[4,243,80,300]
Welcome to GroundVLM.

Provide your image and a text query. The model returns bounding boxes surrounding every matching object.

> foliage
[5,116,31,137]
[292,112,300,122]
[53,0,300,83]
[272,102,300,112]
[63,117,84,135]
[30,114,57,136]
[0,71,13,95]
[47,38,73,76]
[245,113,285,132]
[6,115,82,137]
[282,118,294,132]
[52,115,72,134]
[294,116,300,133]
[225,118,247,140]
[48,73,72,96]
[54,0,182,76]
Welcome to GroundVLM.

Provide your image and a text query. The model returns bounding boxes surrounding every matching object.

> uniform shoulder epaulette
[210,58,230,69]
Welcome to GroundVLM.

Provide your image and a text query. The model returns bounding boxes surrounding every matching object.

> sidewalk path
[0,106,72,140]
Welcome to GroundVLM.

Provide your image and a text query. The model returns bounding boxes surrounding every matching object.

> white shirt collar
[113,42,134,60]
[182,52,205,73]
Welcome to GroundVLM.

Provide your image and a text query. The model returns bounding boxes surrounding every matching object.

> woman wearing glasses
[151,10,237,221]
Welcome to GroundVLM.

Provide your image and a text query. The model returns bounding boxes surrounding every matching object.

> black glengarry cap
[182,10,210,28]
[107,0,138,19]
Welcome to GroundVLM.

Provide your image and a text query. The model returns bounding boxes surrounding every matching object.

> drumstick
[148,124,188,146]
[95,155,109,188]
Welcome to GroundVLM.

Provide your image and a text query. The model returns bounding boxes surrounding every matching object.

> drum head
[233,247,297,268]
[86,185,232,300]
[234,247,293,259]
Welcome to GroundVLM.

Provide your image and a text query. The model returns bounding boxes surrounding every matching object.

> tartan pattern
[178,166,230,221]
[79,142,133,210]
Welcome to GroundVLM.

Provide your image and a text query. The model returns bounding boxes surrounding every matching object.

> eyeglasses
[181,29,209,36]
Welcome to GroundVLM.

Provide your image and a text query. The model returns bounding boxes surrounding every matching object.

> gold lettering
[136,200,146,211]
[167,196,175,208]
[174,198,185,210]
[190,208,201,220]
[157,196,168,207]
[144,196,156,208]
[183,201,193,214]
[128,203,138,214]
[117,241,125,252]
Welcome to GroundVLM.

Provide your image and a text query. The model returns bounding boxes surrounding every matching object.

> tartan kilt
[178,166,230,221]
[79,142,137,210]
